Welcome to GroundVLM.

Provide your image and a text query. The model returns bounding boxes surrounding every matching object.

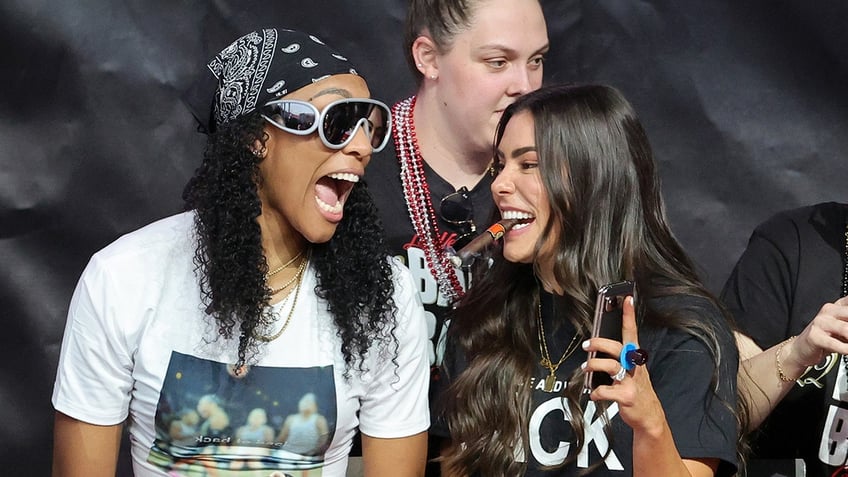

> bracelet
[775,336,800,382]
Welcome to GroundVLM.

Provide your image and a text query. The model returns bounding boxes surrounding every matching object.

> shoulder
[731,202,846,273]
[644,294,735,352]
[648,294,725,323]
[92,212,194,264]
[82,212,195,287]
[753,202,844,242]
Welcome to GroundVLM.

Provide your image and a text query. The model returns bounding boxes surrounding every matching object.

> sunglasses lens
[264,102,317,131]
[453,231,476,249]
[440,188,477,247]
[323,101,390,148]
[440,190,474,223]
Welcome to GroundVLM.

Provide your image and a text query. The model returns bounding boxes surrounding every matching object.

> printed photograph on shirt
[148,351,336,475]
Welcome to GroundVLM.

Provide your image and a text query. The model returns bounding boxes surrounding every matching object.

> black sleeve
[644,300,740,476]
[720,214,800,348]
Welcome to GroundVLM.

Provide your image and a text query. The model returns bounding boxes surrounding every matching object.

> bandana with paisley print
[184,27,358,133]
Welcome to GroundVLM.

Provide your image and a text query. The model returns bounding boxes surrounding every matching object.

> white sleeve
[51,253,135,425]
[357,262,430,438]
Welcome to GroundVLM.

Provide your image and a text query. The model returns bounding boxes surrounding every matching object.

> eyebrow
[475,43,550,57]
[511,146,537,157]
[495,145,537,159]
[309,87,353,101]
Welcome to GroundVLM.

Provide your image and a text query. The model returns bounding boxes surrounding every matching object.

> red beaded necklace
[392,96,465,301]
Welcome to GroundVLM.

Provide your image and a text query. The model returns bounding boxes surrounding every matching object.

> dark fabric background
[2,1,846,474]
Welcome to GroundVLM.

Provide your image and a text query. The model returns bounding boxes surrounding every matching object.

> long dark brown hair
[440,84,745,475]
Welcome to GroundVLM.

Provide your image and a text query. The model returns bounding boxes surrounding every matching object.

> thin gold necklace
[268,255,307,295]
[266,250,305,278]
[255,259,307,343]
[537,295,581,392]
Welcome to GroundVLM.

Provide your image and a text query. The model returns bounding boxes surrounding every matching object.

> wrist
[775,336,807,382]
[631,402,669,441]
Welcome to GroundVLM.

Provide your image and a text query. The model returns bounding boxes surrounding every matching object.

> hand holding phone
[582,280,635,391]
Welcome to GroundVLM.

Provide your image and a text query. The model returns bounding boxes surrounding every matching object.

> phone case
[583,280,635,391]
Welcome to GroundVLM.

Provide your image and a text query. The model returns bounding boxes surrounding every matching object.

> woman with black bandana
[51,27,429,476]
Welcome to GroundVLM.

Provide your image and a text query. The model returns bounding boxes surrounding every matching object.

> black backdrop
[2,1,846,474]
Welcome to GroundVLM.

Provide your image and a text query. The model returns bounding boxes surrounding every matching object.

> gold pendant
[544,373,556,392]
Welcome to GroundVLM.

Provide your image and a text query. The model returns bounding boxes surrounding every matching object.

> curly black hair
[182,112,398,374]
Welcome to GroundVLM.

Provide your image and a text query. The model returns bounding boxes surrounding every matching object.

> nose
[342,119,374,163]
[507,64,542,97]
[491,168,515,196]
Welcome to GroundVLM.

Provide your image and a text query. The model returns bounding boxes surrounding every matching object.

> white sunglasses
[261,98,392,152]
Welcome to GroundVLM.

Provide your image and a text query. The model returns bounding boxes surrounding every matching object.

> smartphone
[583,280,635,391]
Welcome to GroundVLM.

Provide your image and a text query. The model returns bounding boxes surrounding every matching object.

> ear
[411,35,439,80]
[251,138,267,159]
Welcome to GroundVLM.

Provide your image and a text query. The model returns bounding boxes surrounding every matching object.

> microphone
[448,218,518,268]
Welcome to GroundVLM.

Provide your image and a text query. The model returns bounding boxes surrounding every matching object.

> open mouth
[501,210,535,230]
[315,172,359,215]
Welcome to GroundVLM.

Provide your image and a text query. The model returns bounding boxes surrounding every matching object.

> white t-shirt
[52,212,430,476]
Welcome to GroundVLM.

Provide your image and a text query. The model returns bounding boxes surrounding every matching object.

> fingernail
[629,296,635,306]
[582,340,590,350]
[580,361,587,370]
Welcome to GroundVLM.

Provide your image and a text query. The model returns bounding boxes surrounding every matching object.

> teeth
[327,172,360,183]
[502,210,534,220]
[502,210,534,230]
[316,196,343,214]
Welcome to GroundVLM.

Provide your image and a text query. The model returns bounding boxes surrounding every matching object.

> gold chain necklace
[268,255,307,295]
[255,258,307,343]
[537,296,581,392]
[266,250,305,278]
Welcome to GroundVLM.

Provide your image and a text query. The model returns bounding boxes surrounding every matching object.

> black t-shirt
[365,130,496,475]
[721,201,848,476]
[365,138,495,385]
[433,292,739,476]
